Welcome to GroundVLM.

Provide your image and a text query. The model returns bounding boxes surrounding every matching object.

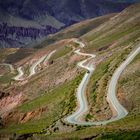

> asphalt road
[43,50,56,65]
[13,50,56,80]
[65,40,140,125]
[28,51,56,77]
[13,66,24,81]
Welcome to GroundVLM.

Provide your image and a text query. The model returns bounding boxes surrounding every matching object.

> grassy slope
[96,53,140,140]
[85,43,138,120]
[49,45,72,61]
[118,53,140,116]
[4,48,36,64]
[35,14,115,48]
[0,48,17,63]
[38,4,140,139]
[42,44,140,140]
[0,73,84,134]
[39,48,140,140]
[81,4,140,53]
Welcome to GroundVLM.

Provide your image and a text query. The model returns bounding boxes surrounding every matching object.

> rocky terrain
[0,22,59,48]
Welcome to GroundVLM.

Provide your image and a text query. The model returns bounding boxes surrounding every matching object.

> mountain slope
[0,0,132,23]
[82,3,140,52]
[0,0,139,48]
[0,3,140,140]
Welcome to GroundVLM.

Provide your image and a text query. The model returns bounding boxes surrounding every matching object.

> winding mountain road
[13,66,24,81]
[28,55,48,77]
[28,50,56,77]
[0,50,56,81]
[65,40,140,125]
[43,50,56,65]
[72,39,85,48]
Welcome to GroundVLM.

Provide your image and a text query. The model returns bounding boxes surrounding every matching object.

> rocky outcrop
[0,22,58,48]
[19,107,47,123]
[2,106,47,126]
[0,93,22,118]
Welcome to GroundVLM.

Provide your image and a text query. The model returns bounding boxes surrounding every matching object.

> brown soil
[117,88,132,111]
[0,93,23,118]
[3,106,47,125]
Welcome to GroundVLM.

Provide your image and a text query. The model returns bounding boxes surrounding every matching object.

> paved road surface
[43,50,56,65]
[28,51,56,77]
[65,40,140,125]
[2,51,56,81]
[13,66,24,81]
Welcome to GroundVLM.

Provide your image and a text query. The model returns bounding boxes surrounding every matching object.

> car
[87,70,90,74]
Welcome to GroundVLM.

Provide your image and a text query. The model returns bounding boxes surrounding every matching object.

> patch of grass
[0,73,15,84]
[19,72,84,113]
[4,48,36,64]
[131,53,140,63]
[23,65,31,76]
[116,31,140,48]
[118,53,140,114]
[39,114,140,139]
[85,114,93,121]
[97,131,140,140]
[50,46,72,61]
[84,25,140,52]
[86,56,112,103]
[0,49,17,62]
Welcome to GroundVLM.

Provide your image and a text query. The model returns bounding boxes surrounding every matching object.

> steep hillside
[0,3,140,140]
[0,0,139,48]
[0,0,133,23]
[82,3,140,52]
[34,13,116,48]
